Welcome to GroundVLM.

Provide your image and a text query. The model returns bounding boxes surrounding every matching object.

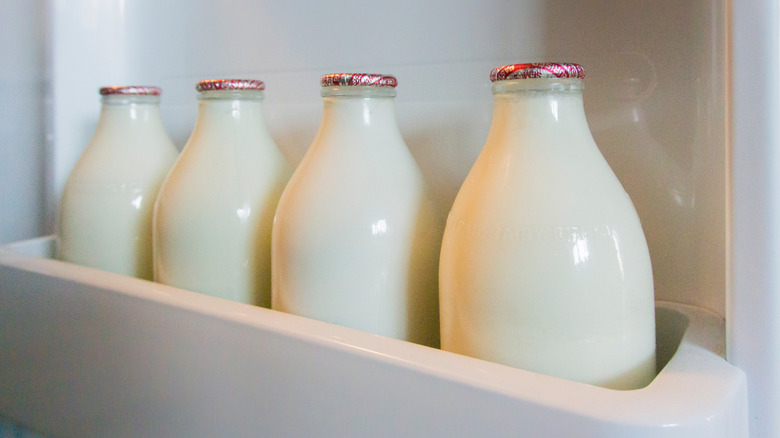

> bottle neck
[195,90,266,126]
[490,78,588,137]
[97,95,164,130]
[319,86,399,132]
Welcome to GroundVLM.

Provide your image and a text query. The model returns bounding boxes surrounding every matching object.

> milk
[439,64,657,390]
[153,80,292,307]
[272,75,443,347]
[57,87,178,279]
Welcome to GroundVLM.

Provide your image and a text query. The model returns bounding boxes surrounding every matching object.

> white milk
[272,74,443,347]
[439,64,657,390]
[57,86,179,280]
[153,79,292,307]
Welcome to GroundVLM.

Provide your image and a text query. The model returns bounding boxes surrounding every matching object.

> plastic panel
[0,237,747,437]
[0,0,46,244]
[730,0,780,437]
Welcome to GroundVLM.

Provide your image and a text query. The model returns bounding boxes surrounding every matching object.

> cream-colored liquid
[153,92,291,307]
[439,79,657,389]
[57,97,179,279]
[272,89,443,347]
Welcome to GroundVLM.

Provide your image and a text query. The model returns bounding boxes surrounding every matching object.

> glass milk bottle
[154,79,292,307]
[439,63,656,390]
[57,86,178,279]
[272,73,443,347]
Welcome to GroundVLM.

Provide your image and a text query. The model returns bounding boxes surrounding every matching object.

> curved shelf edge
[0,236,748,437]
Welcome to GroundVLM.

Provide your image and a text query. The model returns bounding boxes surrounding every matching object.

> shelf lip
[0,236,747,435]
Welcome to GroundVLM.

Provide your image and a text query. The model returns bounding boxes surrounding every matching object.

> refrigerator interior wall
[0,0,46,245]
[48,0,727,315]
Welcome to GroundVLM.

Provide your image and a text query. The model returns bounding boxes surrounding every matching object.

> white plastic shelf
[0,237,747,437]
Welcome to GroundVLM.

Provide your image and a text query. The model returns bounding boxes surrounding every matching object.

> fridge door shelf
[0,236,747,437]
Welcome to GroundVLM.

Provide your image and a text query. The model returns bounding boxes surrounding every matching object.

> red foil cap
[490,63,585,81]
[321,73,398,88]
[99,86,161,96]
[195,79,266,92]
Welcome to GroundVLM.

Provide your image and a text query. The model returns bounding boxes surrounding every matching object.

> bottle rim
[99,86,161,96]
[320,86,396,98]
[490,63,585,82]
[321,73,397,88]
[195,79,266,92]
[491,77,584,95]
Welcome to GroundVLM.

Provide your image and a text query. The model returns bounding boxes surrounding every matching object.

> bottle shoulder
[278,138,435,220]
[296,131,426,187]
[453,135,636,224]
[174,131,289,173]
[66,136,177,182]
[156,137,290,209]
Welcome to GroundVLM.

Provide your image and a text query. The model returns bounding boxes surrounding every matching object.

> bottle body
[57,89,178,279]
[439,67,656,389]
[272,78,443,347]
[153,81,291,306]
